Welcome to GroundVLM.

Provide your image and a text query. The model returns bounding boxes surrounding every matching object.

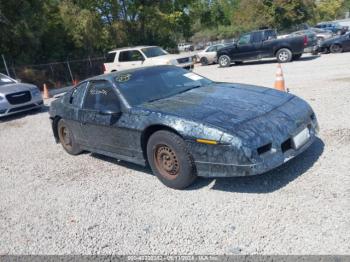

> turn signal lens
[196,139,218,145]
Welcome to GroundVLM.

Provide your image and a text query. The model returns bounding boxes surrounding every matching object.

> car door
[118,50,145,70]
[79,80,135,157]
[62,82,89,145]
[205,45,219,62]
[234,33,258,60]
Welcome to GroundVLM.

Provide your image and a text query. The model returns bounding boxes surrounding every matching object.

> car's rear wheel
[330,44,343,53]
[200,57,209,66]
[218,55,231,67]
[276,48,292,63]
[57,119,82,155]
[147,130,197,189]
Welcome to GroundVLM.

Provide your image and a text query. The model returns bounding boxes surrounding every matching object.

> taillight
[304,35,308,46]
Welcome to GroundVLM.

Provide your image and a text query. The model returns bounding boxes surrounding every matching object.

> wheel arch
[141,124,183,163]
[331,42,342,47]
[274,46,292,56]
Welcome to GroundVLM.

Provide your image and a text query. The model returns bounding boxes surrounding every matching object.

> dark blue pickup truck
[217,29,307,67]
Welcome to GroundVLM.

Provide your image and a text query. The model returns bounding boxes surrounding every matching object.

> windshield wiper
[176,85,202,94]
[147,85,202,103]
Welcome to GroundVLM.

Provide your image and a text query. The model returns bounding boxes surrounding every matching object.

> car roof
[108,46,157,53]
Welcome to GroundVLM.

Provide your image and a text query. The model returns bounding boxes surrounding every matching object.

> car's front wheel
[218,55,231,67]
[147,130,197,189]
[276,48,292,63]
[330,44,343,53]
[57,119,82,155]
[200,57,209,66]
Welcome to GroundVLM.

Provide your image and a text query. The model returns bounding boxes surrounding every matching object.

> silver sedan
[0,73,43,117]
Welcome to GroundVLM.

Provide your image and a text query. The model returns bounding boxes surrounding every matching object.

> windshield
[0,73,16,86]
[141,47,168,58]
[116,66,212,106]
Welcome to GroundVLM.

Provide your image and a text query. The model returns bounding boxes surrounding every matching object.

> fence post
[11,66,17,79]
[88,56,92,67]
[1,54,10,76]
[66,61,74,84]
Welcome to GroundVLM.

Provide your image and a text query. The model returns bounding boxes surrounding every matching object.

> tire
[147,130,197,189]
[292,54,302,60]
[57,119,82,155]
[200,57,209,66]
[276,48,292,63]
[218,55,231,67]
[330,44,343,53]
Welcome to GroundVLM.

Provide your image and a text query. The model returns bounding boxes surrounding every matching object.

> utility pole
[1,54,10,76]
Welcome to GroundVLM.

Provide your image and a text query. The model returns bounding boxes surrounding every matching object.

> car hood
[0,83,37,94]
[141,83,313,144]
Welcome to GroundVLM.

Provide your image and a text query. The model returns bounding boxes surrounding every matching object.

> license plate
[292,128,310,150]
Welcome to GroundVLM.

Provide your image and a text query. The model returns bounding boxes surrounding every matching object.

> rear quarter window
[105,52,116,63]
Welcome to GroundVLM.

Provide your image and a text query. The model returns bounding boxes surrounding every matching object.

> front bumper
[193,121,319,178]
[0,98,43,117]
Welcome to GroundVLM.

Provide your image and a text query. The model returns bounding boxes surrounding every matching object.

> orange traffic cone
[274,64,287,92]
[43,83,51,99]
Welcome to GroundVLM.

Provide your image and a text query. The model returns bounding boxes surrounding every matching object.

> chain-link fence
[0,56,105,90]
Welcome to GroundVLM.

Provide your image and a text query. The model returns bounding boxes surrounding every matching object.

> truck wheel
[292,54,302,60]
[218,55,231,67]
[330,44,343,53]
[200,57,209,66]
[276,48,292,63]
[147,130,197,189]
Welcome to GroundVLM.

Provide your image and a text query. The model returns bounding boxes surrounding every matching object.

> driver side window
[69,82,88,107]
[238,34,251,45]
[207,46,216,52]
[83,80,121,112]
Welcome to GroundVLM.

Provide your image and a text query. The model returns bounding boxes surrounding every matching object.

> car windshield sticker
[90,88,107,95]
[184,72,203,81]
[117,74,131,82]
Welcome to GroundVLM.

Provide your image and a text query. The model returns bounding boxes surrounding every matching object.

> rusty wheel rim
[154,144,179,180]
[59,125,72,151]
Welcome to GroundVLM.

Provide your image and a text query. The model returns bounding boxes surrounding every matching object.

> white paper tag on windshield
[0,78,12,82]
[184,72,203,81]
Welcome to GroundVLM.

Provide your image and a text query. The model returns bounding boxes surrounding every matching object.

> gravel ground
[0,53,349,255]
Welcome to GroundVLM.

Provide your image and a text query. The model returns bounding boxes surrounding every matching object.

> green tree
[315,0,346,21]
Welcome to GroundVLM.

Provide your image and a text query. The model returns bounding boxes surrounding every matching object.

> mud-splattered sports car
[49,65,319,189]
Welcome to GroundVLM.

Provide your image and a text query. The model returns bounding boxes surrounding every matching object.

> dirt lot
[0,53,349,255]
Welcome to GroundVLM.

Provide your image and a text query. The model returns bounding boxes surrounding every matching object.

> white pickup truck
[103,46,194,73]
